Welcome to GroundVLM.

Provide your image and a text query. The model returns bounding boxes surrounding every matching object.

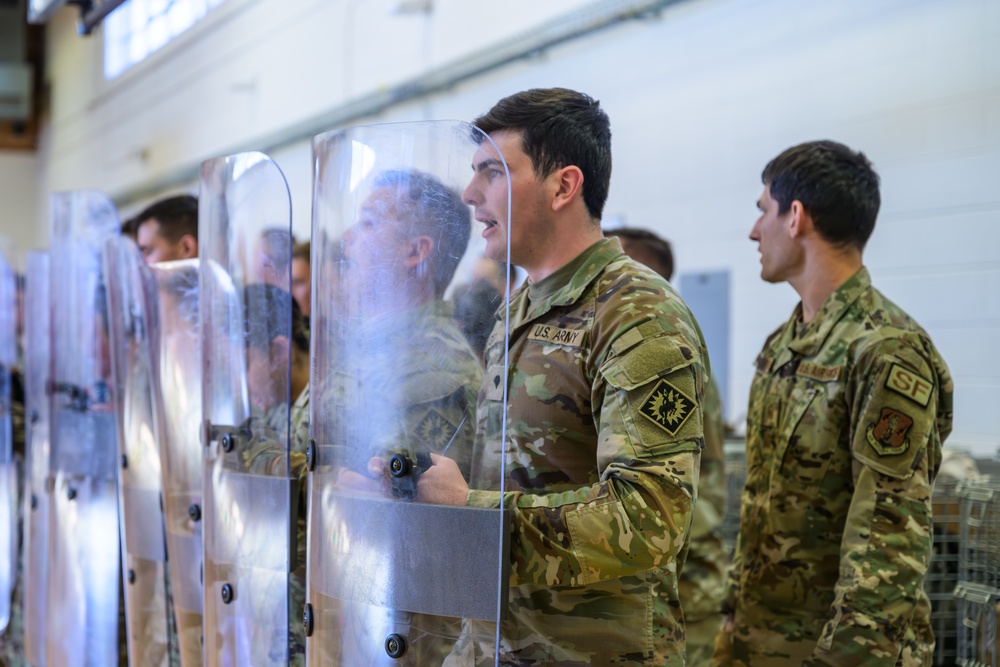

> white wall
[27,0,1000,454]
[0,151,41,261]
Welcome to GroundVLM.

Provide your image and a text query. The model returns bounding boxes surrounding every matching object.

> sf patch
[866,406,913,456]
[886,363,933,407]
[414,409,457,450]
[639,378,696,436]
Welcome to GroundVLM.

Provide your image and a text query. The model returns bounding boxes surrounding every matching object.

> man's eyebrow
[472,158,505,173]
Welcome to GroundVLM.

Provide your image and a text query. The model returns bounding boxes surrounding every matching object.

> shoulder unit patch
[866,406,913,456]
[414,409,457,450]
[639,378,696,436]
[886,363,934,407]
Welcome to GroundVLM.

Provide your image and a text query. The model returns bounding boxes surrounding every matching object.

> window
[104,0,227,79]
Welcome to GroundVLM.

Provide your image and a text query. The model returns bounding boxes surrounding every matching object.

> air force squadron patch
[639,378,696,436]
[866,406,913,456]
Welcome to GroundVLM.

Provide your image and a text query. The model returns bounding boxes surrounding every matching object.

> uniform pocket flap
[600,334,699,391]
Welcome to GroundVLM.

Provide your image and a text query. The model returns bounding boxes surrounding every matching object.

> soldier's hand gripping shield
[306,121,511,666]
[45,191,122,666]
[105,237,172,667]
[0,240,17,634]
[147,258,203,667]
[22,250,49,667]
[200,152,299,665]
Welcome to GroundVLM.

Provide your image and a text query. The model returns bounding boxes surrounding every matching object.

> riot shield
[22,250,49,667]
[45,190,122,666]
[105,236,172,667]
[307,121,510,666]
[147,258,203,667]
[199,152,297,665]
[0,239,16,634]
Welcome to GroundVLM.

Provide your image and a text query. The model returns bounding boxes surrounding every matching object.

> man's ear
[404,235,434,268]
[788,200,813,239]
[179,234,198,259]
[550,166,584,213]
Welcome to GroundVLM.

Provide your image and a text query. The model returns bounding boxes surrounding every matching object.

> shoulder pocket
[600,333,703,458]
[601,333,699,390]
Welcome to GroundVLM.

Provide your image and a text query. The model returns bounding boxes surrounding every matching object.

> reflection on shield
[307,121,511,666]
[149,259,204,667]
[200,152,297,666]
[105,236,173,666]
[45,191,123,666]
[21,250,50,666]
[0,241,17,635]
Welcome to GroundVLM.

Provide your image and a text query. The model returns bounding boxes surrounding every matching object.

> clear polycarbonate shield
[200,152,297,665]
[306,121,511,665]
[0,239,17,633]
[22,250,49,666]
[45,190,122,666]
[147,258,203,667]
[105,236,172,667]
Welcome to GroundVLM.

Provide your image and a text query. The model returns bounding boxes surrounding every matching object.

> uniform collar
[509,237,622,322]
[787,266,871,357]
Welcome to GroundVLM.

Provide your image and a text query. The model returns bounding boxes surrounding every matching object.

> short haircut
[135,194,199,243]
[762,140,880,250]
[372,169,471,298]
[605,227,674,281]
[292,241,310,263]
[473,87,612,221]
[243,283,309,354]
[120,216,139,240]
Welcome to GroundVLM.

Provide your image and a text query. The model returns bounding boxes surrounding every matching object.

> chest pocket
[772,380,843,498]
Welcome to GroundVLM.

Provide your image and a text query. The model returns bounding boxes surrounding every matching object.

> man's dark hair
[120,216,139,240]
[372,169,471,298]
[292,241,310,263]
[473,88,612,222]
[605,227,674,281]
[135,194,199,242]
[762,140,880,250]
[243,283,309,354]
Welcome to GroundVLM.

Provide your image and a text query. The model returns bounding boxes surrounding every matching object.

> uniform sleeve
[809,340,946,666]
[467,332,704,587]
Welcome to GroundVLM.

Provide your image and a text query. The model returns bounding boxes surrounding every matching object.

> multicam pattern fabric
[456,237,708,666]
[681,377,727,667]
[241,384,310,666]
[717,268,953,667]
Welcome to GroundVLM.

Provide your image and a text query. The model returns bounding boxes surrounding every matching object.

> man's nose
[462,180,481,207]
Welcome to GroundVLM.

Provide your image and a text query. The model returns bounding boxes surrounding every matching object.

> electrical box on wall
[0,63,32,120]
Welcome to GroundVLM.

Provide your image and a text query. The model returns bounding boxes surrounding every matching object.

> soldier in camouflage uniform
[418,88,709,666]
[609,227,729,667]
[715,141,953,667]
[237,285,311,666]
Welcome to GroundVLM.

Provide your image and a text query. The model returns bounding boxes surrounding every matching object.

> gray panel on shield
[317,497,508,621]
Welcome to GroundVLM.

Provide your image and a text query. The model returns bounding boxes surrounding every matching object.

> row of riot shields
[0,239,17,637]
[12,119,512,666]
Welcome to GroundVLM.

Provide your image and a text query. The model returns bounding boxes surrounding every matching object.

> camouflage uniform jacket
[463,237,708,666]
[680,377,728,667]
[723,267,953,667]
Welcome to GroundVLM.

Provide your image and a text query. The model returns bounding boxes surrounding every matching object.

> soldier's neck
[790,245,863,324]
